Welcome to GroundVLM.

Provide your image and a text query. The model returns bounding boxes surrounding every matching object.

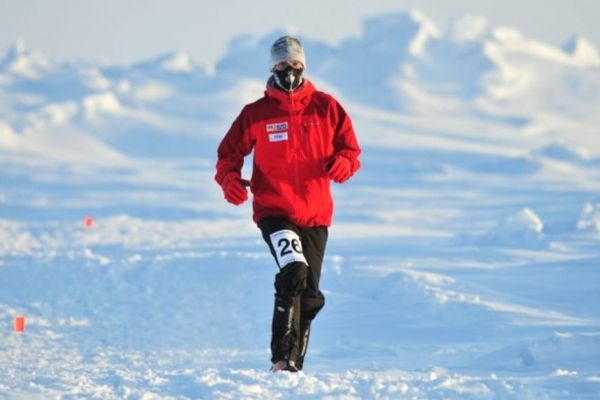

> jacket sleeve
[331,100,361,175]
[215,106,255,185]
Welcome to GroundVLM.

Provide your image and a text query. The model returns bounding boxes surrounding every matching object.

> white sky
[1,0,599,66]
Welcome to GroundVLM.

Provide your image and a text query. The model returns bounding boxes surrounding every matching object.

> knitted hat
[269,36,306,70]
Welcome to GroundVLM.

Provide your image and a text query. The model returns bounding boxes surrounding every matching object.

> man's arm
[215,106,254,185]
[328,100,361,181]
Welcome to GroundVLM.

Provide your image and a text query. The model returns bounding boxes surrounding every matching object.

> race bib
[269,229,307,268]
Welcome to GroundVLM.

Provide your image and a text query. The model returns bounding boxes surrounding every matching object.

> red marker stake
[14,316,25,333]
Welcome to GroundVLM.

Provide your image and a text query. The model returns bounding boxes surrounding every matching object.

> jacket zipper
[289,93,305,214]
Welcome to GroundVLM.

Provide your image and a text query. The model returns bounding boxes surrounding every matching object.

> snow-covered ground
[1,10,600,399]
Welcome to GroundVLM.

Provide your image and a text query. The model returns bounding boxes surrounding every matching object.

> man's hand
[326,156,352,183]
[220,174,248,205]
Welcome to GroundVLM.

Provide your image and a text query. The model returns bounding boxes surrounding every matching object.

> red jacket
[215,78,361,227]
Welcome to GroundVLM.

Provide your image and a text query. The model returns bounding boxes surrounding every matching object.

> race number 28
[269,229,307,267]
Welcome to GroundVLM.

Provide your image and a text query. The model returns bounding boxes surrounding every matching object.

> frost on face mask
[273,66,304,92]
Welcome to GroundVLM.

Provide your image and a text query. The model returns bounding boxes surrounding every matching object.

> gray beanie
[269,36,306,70]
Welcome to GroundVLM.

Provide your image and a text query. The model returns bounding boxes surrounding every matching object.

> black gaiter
[273,66,304,92]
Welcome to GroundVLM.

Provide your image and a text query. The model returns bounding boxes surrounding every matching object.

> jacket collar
[265,77,315,109]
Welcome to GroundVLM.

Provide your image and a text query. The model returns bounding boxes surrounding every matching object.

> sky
[1,0,600,66]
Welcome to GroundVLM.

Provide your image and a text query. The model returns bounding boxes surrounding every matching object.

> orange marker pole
[84,216,94,228]
[14,316,25,333]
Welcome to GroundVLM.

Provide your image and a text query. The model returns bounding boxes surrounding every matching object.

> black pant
[259,217,327,370]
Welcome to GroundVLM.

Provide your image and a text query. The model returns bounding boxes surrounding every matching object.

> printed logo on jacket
[266,121,289,142]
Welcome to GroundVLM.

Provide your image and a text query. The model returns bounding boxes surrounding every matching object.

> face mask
[273,65,304,92]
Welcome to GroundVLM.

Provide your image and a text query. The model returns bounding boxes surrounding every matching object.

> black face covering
[273,65,304,92]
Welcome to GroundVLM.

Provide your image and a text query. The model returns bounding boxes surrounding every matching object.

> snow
[563,36,600,66]
[448,15,488,43]
[1,9,600,399]
[83,92,160,123]
[0,39,49,80]
[577,203,600,234]
[160,53,195,74]
[405,10,441,56]
[487,207,545,246]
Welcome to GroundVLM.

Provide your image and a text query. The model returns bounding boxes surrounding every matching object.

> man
[215,35,361,372]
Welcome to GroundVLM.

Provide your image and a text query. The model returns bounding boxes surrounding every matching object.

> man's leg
[259,217,308,370]
[296,226,328,370]
[271,261,305,367]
